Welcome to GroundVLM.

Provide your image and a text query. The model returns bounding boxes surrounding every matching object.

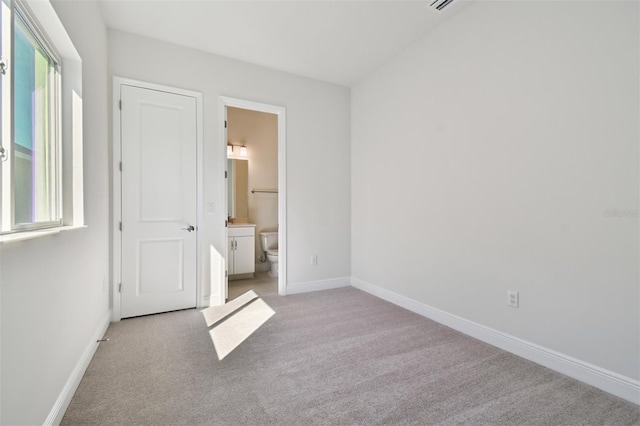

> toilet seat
[267,249,278,256]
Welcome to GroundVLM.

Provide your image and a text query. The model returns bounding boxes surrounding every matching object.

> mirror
[227,159,249,222]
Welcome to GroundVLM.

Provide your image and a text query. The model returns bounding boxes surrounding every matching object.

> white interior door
[120,84,197,318]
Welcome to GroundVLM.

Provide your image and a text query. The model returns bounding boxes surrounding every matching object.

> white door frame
[112,77,204,321]
[219,96,287,297]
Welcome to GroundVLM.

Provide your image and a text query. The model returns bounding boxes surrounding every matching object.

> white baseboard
[287,277,351,295]
[44,309,112,425]
[351,278,640,406]
[203,294,224,308]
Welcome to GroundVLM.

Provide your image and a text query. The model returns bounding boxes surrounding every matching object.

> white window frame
[10,2,62,231]
[0,0,84,243]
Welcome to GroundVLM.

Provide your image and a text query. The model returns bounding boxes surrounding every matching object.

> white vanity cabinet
[228,224,255,279]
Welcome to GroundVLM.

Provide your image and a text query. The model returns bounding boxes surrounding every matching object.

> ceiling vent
[429,0,455,12]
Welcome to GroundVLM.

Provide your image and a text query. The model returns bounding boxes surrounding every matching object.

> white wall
[227,107,279,268]
[108,30,351,299]
[0,1,110,423]
[352,0,639,381]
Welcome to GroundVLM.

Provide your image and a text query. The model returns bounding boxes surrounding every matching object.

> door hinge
[119,221,122,231]
[119,162,122,172]
[225,270,228,277]
[224,120,227,128]
[225,170,227,178]
[118,283,122,293]
[225,220,228,227]
[119,100,122,110]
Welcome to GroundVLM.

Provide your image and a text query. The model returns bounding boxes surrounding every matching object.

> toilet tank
[259,231,278,251]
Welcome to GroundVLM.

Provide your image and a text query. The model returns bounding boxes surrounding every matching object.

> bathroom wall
[227,106,279,270]
[352,0,639,382]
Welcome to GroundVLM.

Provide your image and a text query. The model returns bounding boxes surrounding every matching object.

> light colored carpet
[62,287,640,425]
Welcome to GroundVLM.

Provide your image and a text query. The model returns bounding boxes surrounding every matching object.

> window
[13,6,60,228]
[0,0,81,239]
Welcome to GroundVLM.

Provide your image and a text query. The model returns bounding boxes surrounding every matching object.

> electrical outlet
[311,255,318,265]
[507,290,519,308]
[207,203,215,214]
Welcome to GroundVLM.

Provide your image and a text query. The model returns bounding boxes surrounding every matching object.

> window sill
[0,225,87,244]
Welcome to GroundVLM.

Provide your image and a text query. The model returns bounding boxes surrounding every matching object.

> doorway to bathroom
[220,97,287,302]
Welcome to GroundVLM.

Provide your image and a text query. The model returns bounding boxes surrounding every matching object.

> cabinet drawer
[228,225,255,237]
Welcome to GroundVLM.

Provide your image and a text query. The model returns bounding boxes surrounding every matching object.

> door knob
[181,225,195,232]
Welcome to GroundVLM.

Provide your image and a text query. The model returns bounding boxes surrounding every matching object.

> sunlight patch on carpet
[204,294,275,360]
[201,290,259,327]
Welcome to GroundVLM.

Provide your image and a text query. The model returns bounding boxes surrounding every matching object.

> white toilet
[260,231,279,277]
